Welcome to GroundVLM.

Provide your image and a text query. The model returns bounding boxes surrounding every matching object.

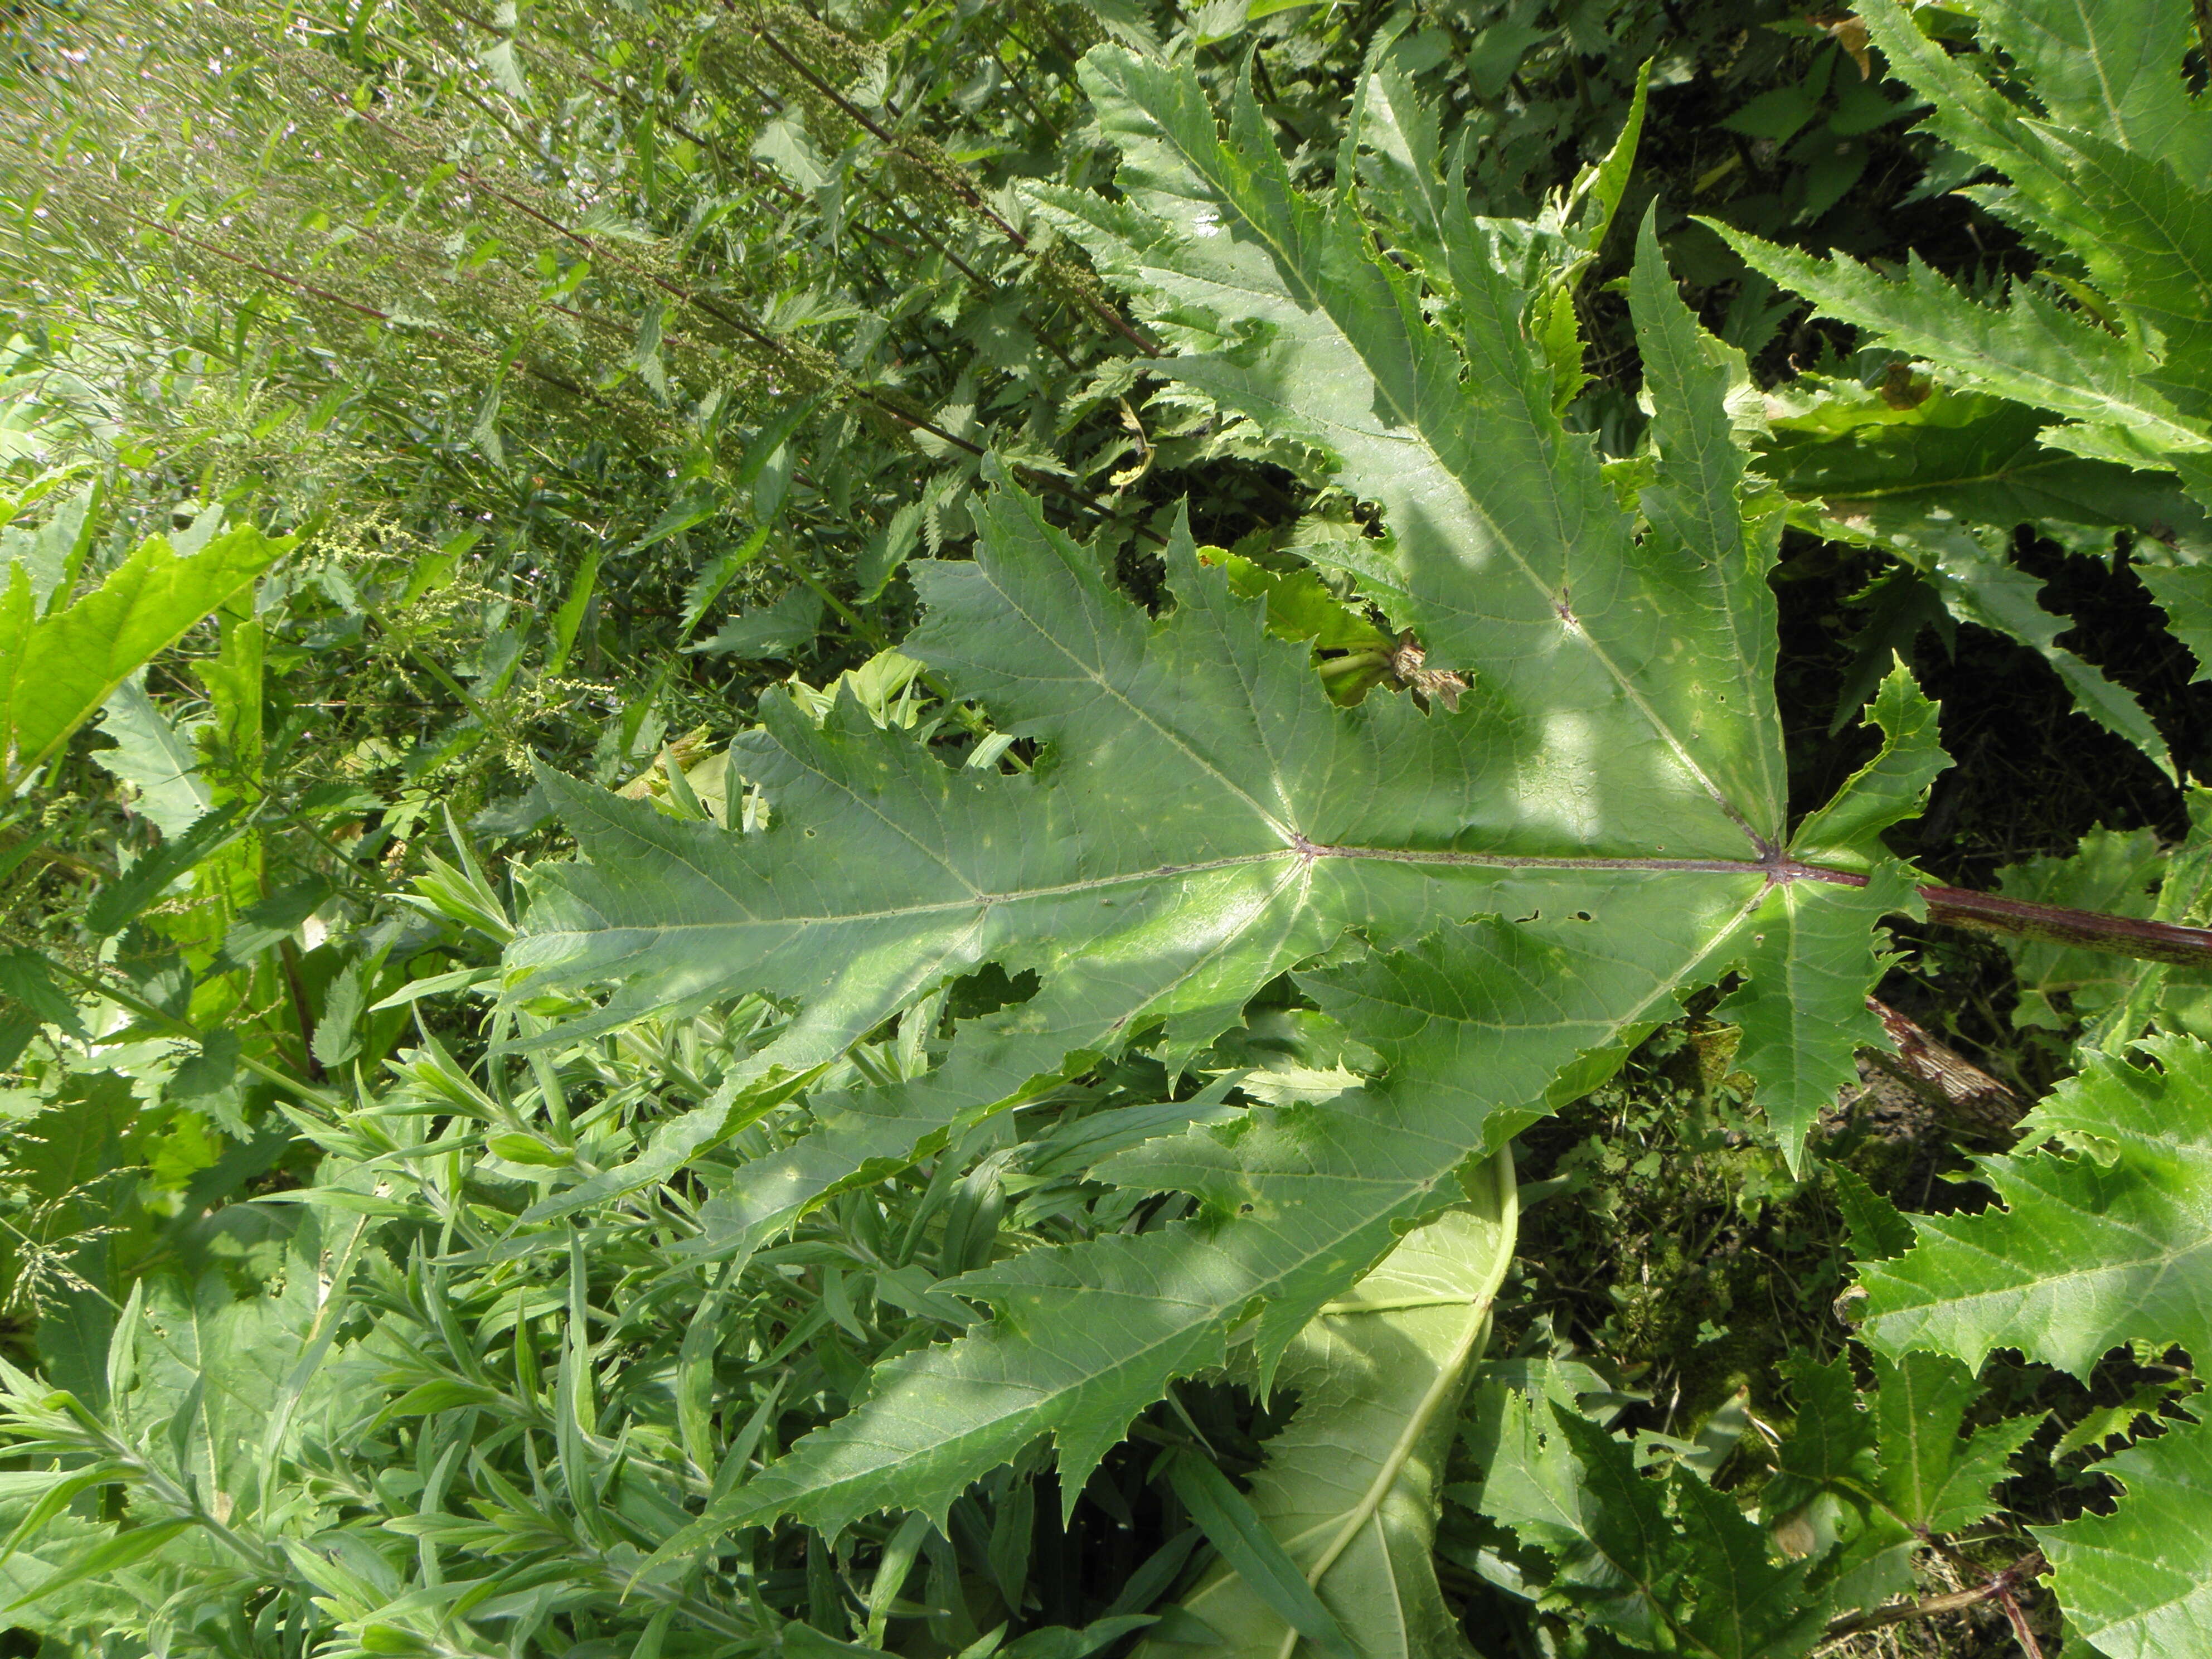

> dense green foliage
[5,0,2212,1655]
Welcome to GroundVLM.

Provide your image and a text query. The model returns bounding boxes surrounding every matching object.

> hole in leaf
[946,962,1041,1022]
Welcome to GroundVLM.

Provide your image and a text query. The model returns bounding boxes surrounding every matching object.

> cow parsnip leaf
[1464,1386,1679,1647]
[1717,241,2203,457]
[1762,383,2212,555]
[710,838,1884,1539]
[1036,55,1793,844]
[1723,0,2212,469]
[1769,1354,1878,1502]
[2140,561,2212,671]
[1982,803,2212,1049]
[512,52,1942,1535]
[1738,1348,2041,1627]
[1860,1032,2212,1375]
[1134,1160,1514,1659]
[123,1231,338,1505]
[1922,542,2174,781]
[2033,1413,2212,1659]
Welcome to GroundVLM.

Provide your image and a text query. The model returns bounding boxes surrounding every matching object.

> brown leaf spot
[1388,630,1466,712]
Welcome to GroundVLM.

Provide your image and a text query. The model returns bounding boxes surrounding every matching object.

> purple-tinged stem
[1918,884,2212,968]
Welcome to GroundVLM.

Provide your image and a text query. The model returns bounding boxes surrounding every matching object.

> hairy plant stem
[1821,1548,2047,1641]
[115,210,618,414]
[1917,883,2212,966]
[744,19,1165,360]
[334,102,1138,524]
[411,0,1101,377]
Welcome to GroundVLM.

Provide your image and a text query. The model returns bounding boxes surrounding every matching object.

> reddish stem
[1918,884,2212,968]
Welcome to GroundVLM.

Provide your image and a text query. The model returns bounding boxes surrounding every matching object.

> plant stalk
[1915,884,2212,967]
[1822,1549,2046,1640]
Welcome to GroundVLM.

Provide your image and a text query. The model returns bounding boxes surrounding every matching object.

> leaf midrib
[532,845,1825,939]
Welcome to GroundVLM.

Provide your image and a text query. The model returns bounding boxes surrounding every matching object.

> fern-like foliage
[506,52,1943,1535]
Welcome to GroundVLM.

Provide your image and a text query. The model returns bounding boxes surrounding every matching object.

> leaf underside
[508,53,1939,1533]
[1135,1157,1515,1659]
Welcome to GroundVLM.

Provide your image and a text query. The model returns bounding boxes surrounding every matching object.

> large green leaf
[1981,803,2212,1046]
[2135,561,2212,696]
[12,1074,140,1407]
[0,525,292,795]
[1996,828,2169,1029]
[1785,471,2178,778]
[512,55,1940,1534]
[122,1226,334,1505]
[1134,1158,1515,1659]
[706,824,1885,1539]
[1762,375,2212,751]
[2034,1414,2212,1659]
[1859,1032,2212,1375]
